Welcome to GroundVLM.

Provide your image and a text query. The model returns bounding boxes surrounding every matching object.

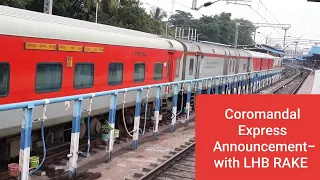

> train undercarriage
[0,89,196,174]
[0,79,263,176]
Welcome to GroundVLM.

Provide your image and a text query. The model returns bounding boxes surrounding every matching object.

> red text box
[196,95,320,180]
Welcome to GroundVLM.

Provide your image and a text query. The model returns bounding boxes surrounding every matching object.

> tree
[116,2,157,33]
[150,7,168,35]
[150,7,167,21]
[168,10,254,45]
[0,0,32,9]
[169,10,193,27]
[233,18,255,45]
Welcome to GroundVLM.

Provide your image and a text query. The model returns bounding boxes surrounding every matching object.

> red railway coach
[0,5,185,160]
[0,5,282,162]
[246,50,276,71]
[0,6,183,105]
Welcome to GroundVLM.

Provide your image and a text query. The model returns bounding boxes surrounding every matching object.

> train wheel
[115,111,125,132]
[90,117,101,136]
[80,120,87,139]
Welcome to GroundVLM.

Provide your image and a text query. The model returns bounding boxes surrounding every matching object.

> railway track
[272,69,310,94]
[127,138,195,180]
[258,66,311,95]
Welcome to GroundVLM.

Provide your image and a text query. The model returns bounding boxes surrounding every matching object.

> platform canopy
[310,46,320,55]
[241,44,284,57]
[296,46,320,61]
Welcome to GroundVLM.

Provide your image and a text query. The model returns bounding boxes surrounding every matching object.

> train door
[166,52,175,82]
[194,53,202,79]
[247,58,251,72]
[164,52,175,94]
[222,50,228,75]
[235,51,240,74]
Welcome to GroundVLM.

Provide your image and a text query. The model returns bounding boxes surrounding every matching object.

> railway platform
[297,70,320,94]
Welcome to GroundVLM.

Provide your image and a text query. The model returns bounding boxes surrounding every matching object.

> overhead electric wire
[142,0,296,51]
[258,0,281,24]
[242,0,284,37]
[250,0,303,51]
[173,0,207,16]
[257,0,293,37]
[141,1,173,15]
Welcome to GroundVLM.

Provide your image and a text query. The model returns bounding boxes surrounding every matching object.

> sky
[140,0,320,53]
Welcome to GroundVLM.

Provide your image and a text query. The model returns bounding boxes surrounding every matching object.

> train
[0,5,282,161]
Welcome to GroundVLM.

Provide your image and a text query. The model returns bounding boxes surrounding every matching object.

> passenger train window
[74,63,94,89]
[189,58,194,75]
[0,63,9,97]
[232,60,236,71]
[108,63,123,85]
[176,59,181,78]
[36,63,62,93]
[134,63,145,82]
[229,60,232,72]
[153,63,163,80]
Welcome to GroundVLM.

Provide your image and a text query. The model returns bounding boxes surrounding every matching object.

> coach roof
[0,5,176,50]
[245,50,275,59]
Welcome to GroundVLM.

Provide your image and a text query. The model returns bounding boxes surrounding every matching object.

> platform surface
[297,70,320,94]
[311,70,320,94]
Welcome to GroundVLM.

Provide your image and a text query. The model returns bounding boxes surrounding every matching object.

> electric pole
[282,27,289,56]
[237,23,290,46]
[43,0,53,14]
[266,37,268,45]
[234,22,240,48]
[294,41,298,57]
[253,27,258,42]
[95,0,102,23]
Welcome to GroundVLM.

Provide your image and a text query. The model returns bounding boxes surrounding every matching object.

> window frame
[189,58,194,75]
[108,62,124,86]
[35,62,63,94]
[133,62,146,83]
[175,58,181,78]
[73,62,95,90]
[153,62,163,80]
[232,59,236,71]
[0,62,10,97]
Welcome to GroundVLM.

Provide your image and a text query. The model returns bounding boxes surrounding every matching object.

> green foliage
[0,0,32,9]
[169,10,193,27]
[100,121,113,134]
[168,10,255,45]
[150,7,167,21]
[0,0,255,45]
